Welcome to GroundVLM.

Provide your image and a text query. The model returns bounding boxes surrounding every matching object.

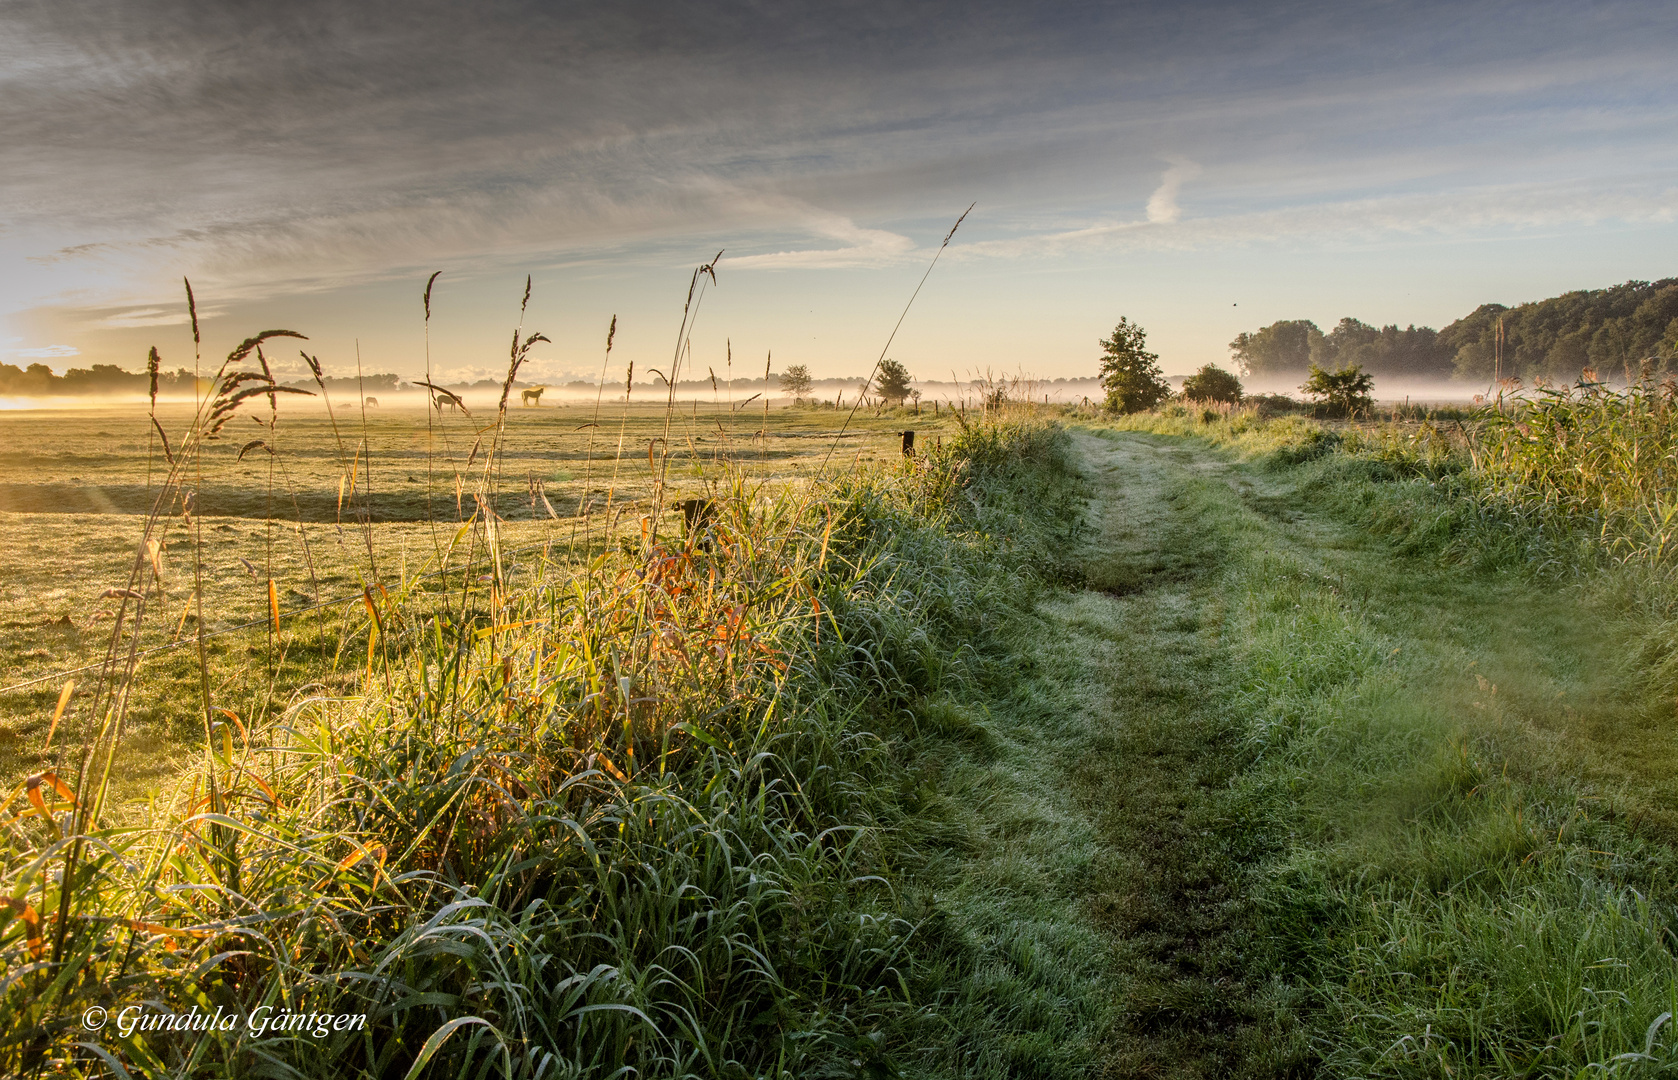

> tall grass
[1470,374,1678,562]
[0,287,1075,1076]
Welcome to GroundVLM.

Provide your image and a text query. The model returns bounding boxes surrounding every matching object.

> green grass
[0,353,1081,1078]
[1058,411,1678,1076]
[16,361,1678,1078]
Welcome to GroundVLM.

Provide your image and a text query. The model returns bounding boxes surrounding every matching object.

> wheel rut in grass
[1055,429,1290,1077]
[910,428,1284,1077]
[921,429,1297,1077]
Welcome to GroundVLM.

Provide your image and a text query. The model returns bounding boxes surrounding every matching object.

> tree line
[0,362,203,397]
[1231,278,1678,381]
[0,363,407,398]
[1230,319,1452,379]
[1101,319,1374,418]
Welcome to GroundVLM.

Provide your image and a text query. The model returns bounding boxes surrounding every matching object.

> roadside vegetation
[1087,374,1678,1075]
[0,282,1091,1076]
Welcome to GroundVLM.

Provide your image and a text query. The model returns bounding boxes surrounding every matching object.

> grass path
[926,428,1281,1076]
[928,426,1678,1076]
[1057,428,1300,1076]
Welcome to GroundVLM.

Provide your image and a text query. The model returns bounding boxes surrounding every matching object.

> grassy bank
[0,351,1085,1078]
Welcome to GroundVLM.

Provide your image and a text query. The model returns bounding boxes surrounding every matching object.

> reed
[1469,372,1678,562]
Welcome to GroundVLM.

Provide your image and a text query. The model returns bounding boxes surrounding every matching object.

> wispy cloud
[727,210,917,269]
[0,342,79,360]
[955,176,1678,261]
[1146,158,1202,224]
[92,306,220,330]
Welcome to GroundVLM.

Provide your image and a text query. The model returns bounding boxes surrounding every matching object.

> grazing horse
[364,396,379,408]
[433,394,462,414]
[521,386,545,406]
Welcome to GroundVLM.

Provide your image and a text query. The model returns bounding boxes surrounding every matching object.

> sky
[3,0,1677,385]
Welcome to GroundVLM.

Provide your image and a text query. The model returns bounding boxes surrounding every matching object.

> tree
[780,363,813,401]
[1098,318,1170,414]
[1437,280,1678,382]
[1228,320,1323,376]
[1300,363,1374,417]
[873,358,913,406]
[1316,317,1452,378]
[1180,364,1242,403]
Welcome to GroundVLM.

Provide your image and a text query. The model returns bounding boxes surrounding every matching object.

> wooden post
[900,430,915,457]
[677,498,716,549]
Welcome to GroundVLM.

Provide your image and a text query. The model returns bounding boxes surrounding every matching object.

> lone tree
[1099,319,1171,414]
[1180,363,1243,403]
[780,363,813,402]
[1300,363,1375,417]
[873,358,913,406]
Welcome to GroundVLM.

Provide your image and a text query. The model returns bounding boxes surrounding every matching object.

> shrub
[1248,392,1306,418]
[1181,364,1243,404]
[1301,363,1374,417]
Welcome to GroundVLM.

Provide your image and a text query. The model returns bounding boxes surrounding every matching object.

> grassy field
[0,399,942,802]
[11,370,1678,1077]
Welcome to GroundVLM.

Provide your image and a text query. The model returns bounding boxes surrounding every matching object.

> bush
[1301,363,1374,417]
[1248,392,1306,418]
[1181,364,1243,404]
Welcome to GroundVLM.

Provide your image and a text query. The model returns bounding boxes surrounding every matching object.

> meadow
[11,347,1678,1079]
[0,399,937,800]
[1,345,1090,1078]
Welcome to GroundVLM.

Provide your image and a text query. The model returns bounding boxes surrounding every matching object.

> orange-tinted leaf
[43,680,75,757]
[4,897,43,959]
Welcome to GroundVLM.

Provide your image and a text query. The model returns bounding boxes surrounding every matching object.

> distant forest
[11,278,1678,395]
[0,364,407,398]
[1231,278,1678,381]
[0,362,205,397]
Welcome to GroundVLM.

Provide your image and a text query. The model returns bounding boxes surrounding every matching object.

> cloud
[1,343,79,359]
[1145,158,1203,224]
[27,241,116,265]
[952,175,1678,262]
[726,210,918,269]
[94,306,205,329]
[4,0,1678,350]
